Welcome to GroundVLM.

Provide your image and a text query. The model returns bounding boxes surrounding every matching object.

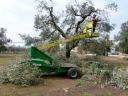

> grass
[0,58,9,64]
[99,56,128,68]
[1,94,16,96]
[81,92,94,96]
[0,54,19,65]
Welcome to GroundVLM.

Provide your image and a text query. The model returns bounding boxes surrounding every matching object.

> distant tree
[114,21,128,53]
[0,28,11,52]
[19,34,41,46]
[19,33,59,53]
[8,46,26,53]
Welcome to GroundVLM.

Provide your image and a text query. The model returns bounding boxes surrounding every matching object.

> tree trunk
[65,48,71,58]
[103,48,108,56]
[65,41,79,58]
[65,42,71,58]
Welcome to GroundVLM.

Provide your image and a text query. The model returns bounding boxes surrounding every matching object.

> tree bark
[65,48,71,58]
[65,42,71,58]
[65,41,79,58]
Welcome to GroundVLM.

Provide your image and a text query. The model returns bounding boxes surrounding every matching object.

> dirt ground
[0,76,128,96]
[0,54,128,96]
[47,82,128,96]
[77,54,128,67]
[103,55,128,65]
[0,76,76,96]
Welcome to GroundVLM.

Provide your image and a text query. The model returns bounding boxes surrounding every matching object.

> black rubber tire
[67,67,82,79]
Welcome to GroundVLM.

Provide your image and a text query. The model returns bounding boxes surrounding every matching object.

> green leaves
[0,28,11,52]
[115,21,128,53]
[105,3,118,11]
[111,68,128,90]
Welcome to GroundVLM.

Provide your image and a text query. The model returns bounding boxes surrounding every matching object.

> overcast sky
[0,0,127,46]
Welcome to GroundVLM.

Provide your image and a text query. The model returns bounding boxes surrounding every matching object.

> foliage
[7,46,26,54]
[80,33,113,56]
[114,21,128,53]
[123,56,128,61]
[0,28,11,52]
[79,60,114,86]
[0,61,42,86]
[111,67,128,90]
[19,34,41,46]
[52,52,86,67]
[62,55,128,90]
[80,61,128,90]
[105,2,118,11]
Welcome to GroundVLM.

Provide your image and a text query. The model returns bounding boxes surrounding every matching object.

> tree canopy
[0,28,11,52]
[21,0,117,57]
[115,21,128,53]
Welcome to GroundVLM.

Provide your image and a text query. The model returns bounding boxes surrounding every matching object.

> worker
[92,14,99,33]
[83,14,99,34]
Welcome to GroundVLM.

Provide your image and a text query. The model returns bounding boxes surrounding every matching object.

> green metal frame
[20,20,100,74]
[20,47,68,74]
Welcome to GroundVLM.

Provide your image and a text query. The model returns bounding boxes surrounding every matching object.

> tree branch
[71,10,96,49]
[49,7,67,38]
[75,10,96,34]
[72,7,81,16]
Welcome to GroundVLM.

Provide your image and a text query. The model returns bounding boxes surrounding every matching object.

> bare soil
[1,76,128,96]
[103,56,128,65]
[48,83,128,96]
[0,76,76,96]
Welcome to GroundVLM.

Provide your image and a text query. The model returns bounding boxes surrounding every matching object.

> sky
[0,0,127,46]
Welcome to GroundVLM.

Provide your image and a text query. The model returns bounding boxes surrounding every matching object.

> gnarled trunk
[65,48,71,58]
[65,41,79,58]
[65,42,72,58]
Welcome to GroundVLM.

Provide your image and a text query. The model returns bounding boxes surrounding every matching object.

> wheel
[67,67,81,79]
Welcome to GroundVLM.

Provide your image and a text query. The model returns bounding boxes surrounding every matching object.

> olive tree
[0,28,11,52]
[21,0,117,58]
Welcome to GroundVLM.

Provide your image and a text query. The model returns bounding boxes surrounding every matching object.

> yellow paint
[38,32,99,50]
[37,20,98,50]
[83,21,93,33]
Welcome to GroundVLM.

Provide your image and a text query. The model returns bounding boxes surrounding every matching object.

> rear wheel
[67,67,81,79]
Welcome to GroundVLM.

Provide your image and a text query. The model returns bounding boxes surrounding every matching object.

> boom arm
[38,32,99,50]
[37,20,99,50]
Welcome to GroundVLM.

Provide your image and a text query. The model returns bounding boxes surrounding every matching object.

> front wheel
[67,67,82,79]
